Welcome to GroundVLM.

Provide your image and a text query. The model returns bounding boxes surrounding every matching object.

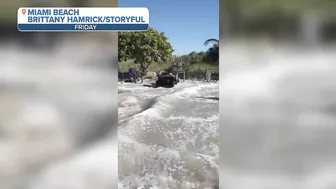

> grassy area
[190,63,219,71]
[119,60,219,73]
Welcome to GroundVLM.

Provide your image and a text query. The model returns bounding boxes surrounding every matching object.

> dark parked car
[156,71,179,88]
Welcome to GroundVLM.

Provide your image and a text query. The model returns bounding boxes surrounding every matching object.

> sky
[119,0,219,55]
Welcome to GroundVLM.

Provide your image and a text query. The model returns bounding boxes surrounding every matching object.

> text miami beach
[17,7,150,31]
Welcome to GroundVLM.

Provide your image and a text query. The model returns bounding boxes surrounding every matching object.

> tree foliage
[174,38,219,66]
[203,38,219,64]
[204,43,219,63]
[118,28,174,74]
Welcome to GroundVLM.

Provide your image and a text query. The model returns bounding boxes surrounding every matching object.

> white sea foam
[118,81,219,189]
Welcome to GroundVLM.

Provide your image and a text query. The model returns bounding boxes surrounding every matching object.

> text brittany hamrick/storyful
[26,8,145,23]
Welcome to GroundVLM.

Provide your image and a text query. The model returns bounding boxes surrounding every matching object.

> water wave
[118,81,219,189]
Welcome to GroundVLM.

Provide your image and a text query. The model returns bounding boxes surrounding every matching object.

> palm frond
[204,38,219,46]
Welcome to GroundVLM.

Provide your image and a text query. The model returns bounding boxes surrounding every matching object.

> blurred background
[220,0,336,189]
[0,1,118,189]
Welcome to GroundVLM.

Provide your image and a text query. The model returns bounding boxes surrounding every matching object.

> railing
[173,69,218,83]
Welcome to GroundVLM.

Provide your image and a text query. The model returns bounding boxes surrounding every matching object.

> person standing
[128,66,137,81]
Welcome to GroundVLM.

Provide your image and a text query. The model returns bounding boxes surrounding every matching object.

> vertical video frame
[118,0,219,188]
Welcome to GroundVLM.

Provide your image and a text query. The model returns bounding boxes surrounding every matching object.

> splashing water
[118,81,219,189]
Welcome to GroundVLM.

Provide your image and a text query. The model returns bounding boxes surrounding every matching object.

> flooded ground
[118,81,219,189]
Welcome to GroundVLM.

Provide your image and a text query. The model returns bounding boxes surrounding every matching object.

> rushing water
[118,81,219,189]
[220,40,336,189]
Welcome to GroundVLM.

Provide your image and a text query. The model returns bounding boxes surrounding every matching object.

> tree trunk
[139,62,150,76]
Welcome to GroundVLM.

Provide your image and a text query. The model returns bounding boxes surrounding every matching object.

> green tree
[188,51,200,64]
[204,44,219,64]
[188,51,198,59]
[118,32,132,62]
[203,38,219,64]
[197,51,206,56]
[118,28,174,74]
